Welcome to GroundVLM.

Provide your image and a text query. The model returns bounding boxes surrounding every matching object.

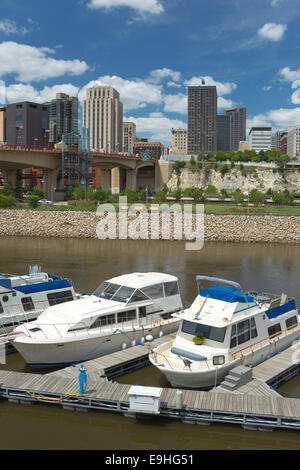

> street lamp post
[244,191,249,214]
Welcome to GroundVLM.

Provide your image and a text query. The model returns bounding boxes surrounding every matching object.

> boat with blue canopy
[149,276,300,389]
[0,266,77,339]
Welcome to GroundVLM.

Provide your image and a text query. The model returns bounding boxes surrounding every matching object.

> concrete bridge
[0,145,172,200]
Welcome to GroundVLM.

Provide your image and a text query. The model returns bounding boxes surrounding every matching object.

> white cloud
[4,83,79,104]
[0,42,88,82]
[184,76,237,96]
[87,0,164,15]
[271,0,287,6]
[217,97,235,109]
[167,81,182,88]
[247,107,300,133]
[149,68,181,84]
[79,75,162,111]
[163,93,187,114]
[291,81,300,105]
[279,66,300,82]
[124,112,186,144]
[258,23,287,42]
[0,19,28,35]
[263,85,273,91]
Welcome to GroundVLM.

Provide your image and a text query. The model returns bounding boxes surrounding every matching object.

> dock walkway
[0,335,300,431]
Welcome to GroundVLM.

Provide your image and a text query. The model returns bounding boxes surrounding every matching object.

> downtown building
[171,128,188,154]
[123,122,136,153]
[287,127,300,158]
[82,86,123,153]
[249,127,272,153]
[5,101,49,146]
[217,115,232,153]
[187,84,217,155]
[223,108,246,151]
[47,93,78,144]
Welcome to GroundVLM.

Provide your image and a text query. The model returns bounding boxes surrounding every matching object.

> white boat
[149,276,300,390]
[10,272,183,368]
[0,266,77,338]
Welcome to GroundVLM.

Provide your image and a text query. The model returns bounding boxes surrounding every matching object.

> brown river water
[0,236,300,450]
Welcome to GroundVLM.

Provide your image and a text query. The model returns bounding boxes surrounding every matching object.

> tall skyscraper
[47,93,78,144]
[217,115,231,153]
[82,86,123,152]
[123,122,136,152]
[187,85,217,155]
[0,106,6,143]
[223,108,246,151]
[6,101,49,146]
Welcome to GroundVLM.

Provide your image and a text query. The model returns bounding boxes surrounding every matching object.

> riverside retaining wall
[0,210,299,244]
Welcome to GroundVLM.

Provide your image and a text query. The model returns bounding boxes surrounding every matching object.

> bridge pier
[111,168,120,194]
[126,168,137,191]
[101,169,111,192]
[43,169,58,201]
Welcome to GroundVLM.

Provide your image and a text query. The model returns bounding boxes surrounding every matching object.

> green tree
[1,183,14,197]
[0,194,14,207]
[32,187,44,199]
[73,186,85,200]
[154,190,167,203]
[232,188,244,205]
[26,195,40,208]
[249,189,266,205]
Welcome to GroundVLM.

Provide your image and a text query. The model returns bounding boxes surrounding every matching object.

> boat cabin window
[286,316,298,330]
[117,309,136,324]
[230,318,258,348]
[21,297,35,312]
[130,290,148,303]
[47,290,73,306]
[90,314,115,329]
[164,281,179,297]
[268,323,282,338]
[181,320,226,343]
[142,284,164,300]
[0,301,3,314]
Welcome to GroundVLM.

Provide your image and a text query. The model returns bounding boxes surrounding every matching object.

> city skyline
[0,0,300,145]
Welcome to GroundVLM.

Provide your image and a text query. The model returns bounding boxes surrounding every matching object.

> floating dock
[0,334,300,432]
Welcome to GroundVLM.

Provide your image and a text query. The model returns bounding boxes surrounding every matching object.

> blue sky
[1,0,300,145]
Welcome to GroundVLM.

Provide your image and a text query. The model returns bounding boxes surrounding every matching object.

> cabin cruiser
[0,266,77,338]
[149,276,300,390]
[10,272,183,368]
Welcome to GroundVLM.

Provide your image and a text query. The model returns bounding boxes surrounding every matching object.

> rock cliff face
[167,166,300,193]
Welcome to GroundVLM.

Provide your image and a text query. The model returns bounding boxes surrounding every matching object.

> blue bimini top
[199,285,254,304]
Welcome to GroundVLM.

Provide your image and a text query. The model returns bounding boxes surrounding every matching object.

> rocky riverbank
[0,209,299,244]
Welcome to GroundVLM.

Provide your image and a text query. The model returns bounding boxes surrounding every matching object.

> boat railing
[150,346,217,371]
[19,316,179,341]
[231,322,300,361]
[0,295,75,320]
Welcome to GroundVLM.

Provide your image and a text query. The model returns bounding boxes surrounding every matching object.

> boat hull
[12,320,179,368]
[150,327,300,389]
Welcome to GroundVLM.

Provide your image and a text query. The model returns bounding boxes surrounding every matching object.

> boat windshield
[93,282,135,303]
[182,320,226,343]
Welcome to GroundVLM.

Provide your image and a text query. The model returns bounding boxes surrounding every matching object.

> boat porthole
[2,295,8,302]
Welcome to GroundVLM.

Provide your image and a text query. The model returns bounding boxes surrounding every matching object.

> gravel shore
[0,209,299,243]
